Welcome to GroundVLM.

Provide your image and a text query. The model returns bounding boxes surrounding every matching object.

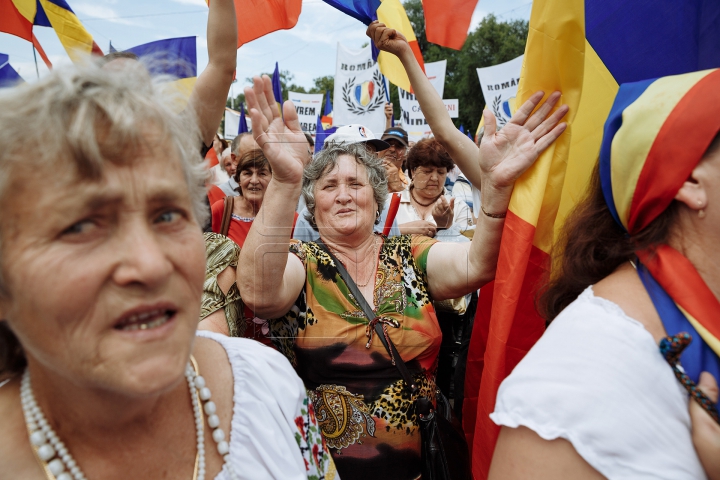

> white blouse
[395,189,473,235]
[491,287,705,480]
[196,331,337,480]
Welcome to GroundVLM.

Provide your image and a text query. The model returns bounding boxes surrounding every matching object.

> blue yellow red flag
[235,0,302,47]
[463,1,720,478]
[321,0,381,25]
[0,53,23,88]
[124,37,198,111]
[238,102,249,134]
[321,89,333,129]
[1,0,103,61]
[272,62,284,115]
[375,0,424,91]
[314,115,337,153]
[422,0,478,50]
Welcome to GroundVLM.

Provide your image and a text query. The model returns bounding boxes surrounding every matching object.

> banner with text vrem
[476,55,523,128]
[288,91,324,133]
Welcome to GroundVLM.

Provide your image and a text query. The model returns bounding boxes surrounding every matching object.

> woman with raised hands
[0,61,335,480]
[238,55,566,477]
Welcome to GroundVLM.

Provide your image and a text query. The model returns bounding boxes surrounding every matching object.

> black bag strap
[317,240,419,395]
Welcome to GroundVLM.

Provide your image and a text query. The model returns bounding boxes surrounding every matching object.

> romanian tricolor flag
[321,0,424,92]
[271,61,283,115]
[234,0,301,47]
[463,0,720,478]
[321,89,333,129]
[422,0,478,50]
[0,53,23,88]
[0,0,102,61]
[125,37,198,112]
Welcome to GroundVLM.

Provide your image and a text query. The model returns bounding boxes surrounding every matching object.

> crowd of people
[0,2,718,479]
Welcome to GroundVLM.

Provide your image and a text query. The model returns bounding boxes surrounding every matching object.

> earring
[376,210,381,220]
[699,209,706,219]
[312,215,316,224]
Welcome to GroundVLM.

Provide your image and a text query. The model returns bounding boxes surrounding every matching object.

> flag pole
[32,45,40,79]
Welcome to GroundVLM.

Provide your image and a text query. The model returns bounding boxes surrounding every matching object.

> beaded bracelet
[481,204,507,219]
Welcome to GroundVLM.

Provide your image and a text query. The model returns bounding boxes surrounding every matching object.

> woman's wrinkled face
[313,154,378,239]
[412,165,447,199]
[239,165,270,205]
[0,138,206,397]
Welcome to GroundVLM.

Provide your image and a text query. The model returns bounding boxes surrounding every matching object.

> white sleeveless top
[490,287,706,479]
[196,331,338,480]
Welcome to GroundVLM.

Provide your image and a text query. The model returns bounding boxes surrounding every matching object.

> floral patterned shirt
[269,234,442,480]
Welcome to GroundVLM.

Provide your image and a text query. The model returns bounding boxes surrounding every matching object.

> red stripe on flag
[0,1,33,41]
[236,0,302,47]
[463,210,548,479]
[91,41,104,56]
[637,245,720,342]
[423,0,478,50]
[628,69,720,232]
[32,35,53,68]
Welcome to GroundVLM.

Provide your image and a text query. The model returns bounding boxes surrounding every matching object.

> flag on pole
[125,37,198,111]
[320,0,424,91]
[422,0,479,50]
[0,0,103,61]
[321,0,381,25]
[109,41,118,53]
[314,115,337,153]
[235,0,302,47]
[383,74,394,127]
[463,1,720,478]
[321,88,333,129]
[375,0,425,92]
[272,62,284,115]
[238,102,249,134]
[0,53,24,88]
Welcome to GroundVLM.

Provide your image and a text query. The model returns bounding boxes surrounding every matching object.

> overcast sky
[1,0,531,96]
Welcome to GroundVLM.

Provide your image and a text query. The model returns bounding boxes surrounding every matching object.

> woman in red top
[211,149,298,246]
[207,149,298,345]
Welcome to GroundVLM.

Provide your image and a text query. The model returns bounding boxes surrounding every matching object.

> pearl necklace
[20,357,237,480]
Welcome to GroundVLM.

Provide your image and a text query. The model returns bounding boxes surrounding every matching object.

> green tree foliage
[398,0,528,132]
[227,73,335,110]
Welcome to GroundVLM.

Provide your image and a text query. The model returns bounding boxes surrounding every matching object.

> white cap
[325,124,389,151]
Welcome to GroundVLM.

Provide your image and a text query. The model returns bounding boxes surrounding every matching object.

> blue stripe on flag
[127,37,197,79]
[321,0,381,25]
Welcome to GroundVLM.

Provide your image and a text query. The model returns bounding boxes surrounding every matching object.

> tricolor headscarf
[600,69,720,422]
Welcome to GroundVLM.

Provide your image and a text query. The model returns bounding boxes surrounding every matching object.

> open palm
[245,75,310,185]
[479,91,569,189]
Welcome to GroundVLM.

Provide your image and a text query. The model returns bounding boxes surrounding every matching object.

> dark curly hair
[405,138,454,178]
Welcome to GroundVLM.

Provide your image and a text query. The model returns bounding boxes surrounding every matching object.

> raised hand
[432,197,455,229]
[244,75,311,186]
[690,372,720,479]
[366,21,410,57]
[479,91,568,194]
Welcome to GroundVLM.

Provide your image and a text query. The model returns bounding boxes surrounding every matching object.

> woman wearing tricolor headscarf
[489,70,720,479]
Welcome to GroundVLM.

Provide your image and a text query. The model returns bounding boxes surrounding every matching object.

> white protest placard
[397,60,456,142]
[333,42,387,136]
[288,91,324,133]
[425,60,447,99]
[223,108,252,140]
[476,55,523,127]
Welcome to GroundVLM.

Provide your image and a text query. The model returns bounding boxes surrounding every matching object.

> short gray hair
[0,59,208,297]
[302,143,388,230]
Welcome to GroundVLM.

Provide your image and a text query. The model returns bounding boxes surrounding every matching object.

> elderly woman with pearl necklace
[0,63,336,479]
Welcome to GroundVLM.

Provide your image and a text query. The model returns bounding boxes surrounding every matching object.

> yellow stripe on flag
[509,0,585,254]
[11,0,37,23]
[39,0,95,61]
[553,41,617,246]
[679,305,720,357]
[377,0,418,92]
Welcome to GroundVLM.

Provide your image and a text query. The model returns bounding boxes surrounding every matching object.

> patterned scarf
[599,69,720,420]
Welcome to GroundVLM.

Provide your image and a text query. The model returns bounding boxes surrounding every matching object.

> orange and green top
[269,234,441,480]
